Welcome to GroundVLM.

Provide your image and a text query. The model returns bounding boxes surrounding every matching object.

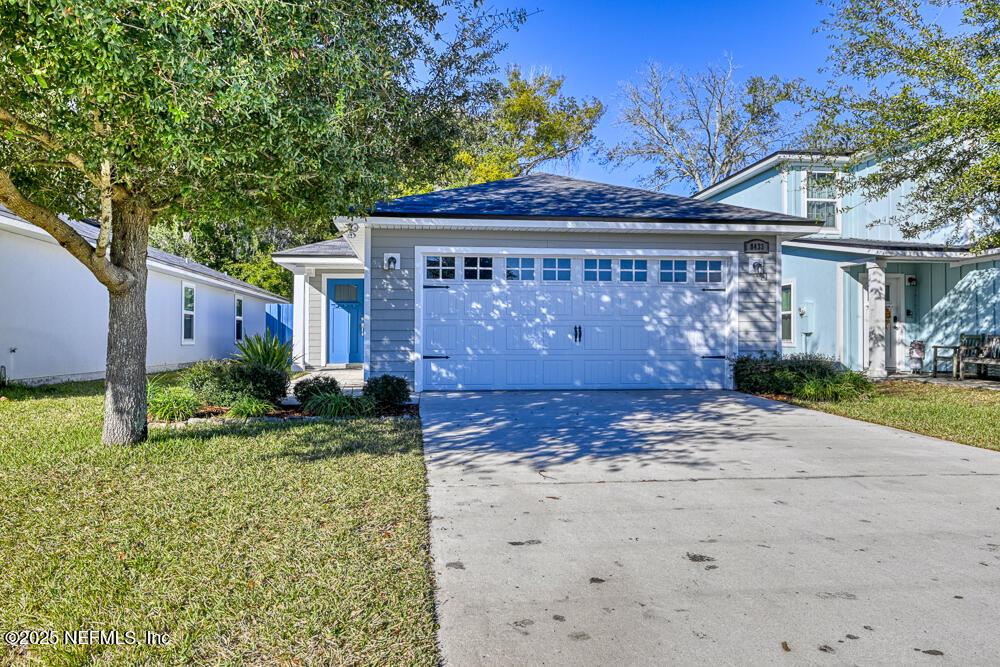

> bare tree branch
[605,60,800,193]
[0,169,133,292]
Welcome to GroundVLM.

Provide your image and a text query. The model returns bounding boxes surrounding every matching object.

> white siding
[0,222,276,384]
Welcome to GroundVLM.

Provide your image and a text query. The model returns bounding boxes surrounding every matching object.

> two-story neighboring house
[695,150,1000,377]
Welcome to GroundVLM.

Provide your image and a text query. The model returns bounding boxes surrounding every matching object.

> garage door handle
[423,354,450,360]
[701,288,725,292]
[423,285,450,289]
[701,355,725,359]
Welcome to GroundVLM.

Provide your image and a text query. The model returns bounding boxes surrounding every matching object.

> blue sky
[489,0,836,194]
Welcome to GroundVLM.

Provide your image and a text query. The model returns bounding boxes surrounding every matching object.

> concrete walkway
[420,390,1000,665]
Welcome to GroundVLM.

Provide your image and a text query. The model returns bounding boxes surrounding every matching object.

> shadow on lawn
[150,417,421,462]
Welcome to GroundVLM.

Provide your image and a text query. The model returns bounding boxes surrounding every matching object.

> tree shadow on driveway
[420,390,800,474]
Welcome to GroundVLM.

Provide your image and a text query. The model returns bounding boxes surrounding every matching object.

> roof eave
[358,215,822,236]
[694,151,854,200]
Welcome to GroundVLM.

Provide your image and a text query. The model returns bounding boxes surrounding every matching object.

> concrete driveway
[420,390,1000,665]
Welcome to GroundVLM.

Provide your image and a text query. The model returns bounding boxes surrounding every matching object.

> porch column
[291,271,307,371]
[866,260,887,379]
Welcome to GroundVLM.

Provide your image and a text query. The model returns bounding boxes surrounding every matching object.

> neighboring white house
[273,174,822,391]
[1,207,286,385]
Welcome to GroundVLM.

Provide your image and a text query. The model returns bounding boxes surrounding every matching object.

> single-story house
[1,206,286,385]
[272,173,821,391]
[694,151,1000,377]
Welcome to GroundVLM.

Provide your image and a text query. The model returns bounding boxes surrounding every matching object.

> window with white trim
[505,257,535,280]
[694,260,723,283]
[463,256,493,280]
[583,258,612,282]
[235,296,244,342]
[182,283,195,343]
[426,255,456,280]
[542,257,571,281]
[619,259,647,282]
[781,283,794,344]
[805,171,838,230]
[659,259,687,283]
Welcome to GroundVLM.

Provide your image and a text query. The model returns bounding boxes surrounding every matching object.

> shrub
[147,385,200,422]
[304,392,375,418]
[182,359,288,405]
[362,375,410,411]
[235,332,293,373]
[183,360,233,403]
[734,353,871,402]
[293,376,341,404]
[222,363,289,405]
[227,395,274,418]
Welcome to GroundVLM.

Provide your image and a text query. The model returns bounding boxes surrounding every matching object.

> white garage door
[418,252,733,391]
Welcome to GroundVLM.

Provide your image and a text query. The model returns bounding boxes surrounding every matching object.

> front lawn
[786,380,1000,451]
[0,378,437,665]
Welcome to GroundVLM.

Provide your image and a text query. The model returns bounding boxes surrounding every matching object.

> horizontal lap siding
[306,275,324,367]
[369,229,780,384]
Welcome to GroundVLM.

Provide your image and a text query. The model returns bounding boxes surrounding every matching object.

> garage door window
[619,259,647,282]
[583,258,612,282]
[542,257,571,281]
[659,260,687,283]
[694,260,723,283]
[426,255,456,280]
[505,257,535,280]
[463,256,493,280]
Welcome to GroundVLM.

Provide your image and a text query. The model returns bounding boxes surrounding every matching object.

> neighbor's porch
[839,255,999,379]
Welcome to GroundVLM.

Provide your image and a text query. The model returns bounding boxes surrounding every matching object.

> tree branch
[95,159,113,260]
[0,169,133,292]
[0,108,129,201]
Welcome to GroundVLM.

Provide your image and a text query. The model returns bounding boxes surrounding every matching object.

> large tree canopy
[0,0,521,442]
[410,66,604,191]
[605,59,801,193]
[807,0,1000,246]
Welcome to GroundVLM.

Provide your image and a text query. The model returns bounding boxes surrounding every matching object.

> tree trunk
[102,198,151,445]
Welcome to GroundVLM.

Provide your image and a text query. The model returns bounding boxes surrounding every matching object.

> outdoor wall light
[750,258,766,276]
[383,253,400,270]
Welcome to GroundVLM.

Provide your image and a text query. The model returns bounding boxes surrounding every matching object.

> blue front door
[327,279,364,364]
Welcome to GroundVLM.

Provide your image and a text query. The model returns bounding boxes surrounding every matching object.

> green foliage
[806,0,1000,245]
[183,360,236,405]
[734,353,874,402]
[294,376,342,404]
[226,396,274,419]
[0,0,524,226]
[362,375,411,412]
[223,364,289,405]
[235,332,293,374]
[147,385,200,422]
[407,67,604,192]
[304,392,376,419]
[183,359,288,406]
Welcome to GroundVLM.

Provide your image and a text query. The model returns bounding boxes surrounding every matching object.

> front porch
[839,254,999,379]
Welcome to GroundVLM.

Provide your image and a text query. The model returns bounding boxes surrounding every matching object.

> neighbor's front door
[327,279,364,364]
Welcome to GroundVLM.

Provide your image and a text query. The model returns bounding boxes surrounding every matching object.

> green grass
[0,378,437,665]
[785,380,1000,451]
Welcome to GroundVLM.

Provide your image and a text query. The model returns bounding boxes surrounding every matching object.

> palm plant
[234,332,292,373]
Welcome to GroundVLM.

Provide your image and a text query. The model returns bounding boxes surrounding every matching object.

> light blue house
[696,151,1000,377]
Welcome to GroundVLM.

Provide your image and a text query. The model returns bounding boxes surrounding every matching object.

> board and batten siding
[368,228,780,385]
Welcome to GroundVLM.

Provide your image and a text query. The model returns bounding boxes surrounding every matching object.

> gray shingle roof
[372,173,817,225]
[63,219,286,301]
[272,237,358,258]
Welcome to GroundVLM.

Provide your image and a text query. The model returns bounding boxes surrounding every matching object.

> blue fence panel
[265,303,294,346]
